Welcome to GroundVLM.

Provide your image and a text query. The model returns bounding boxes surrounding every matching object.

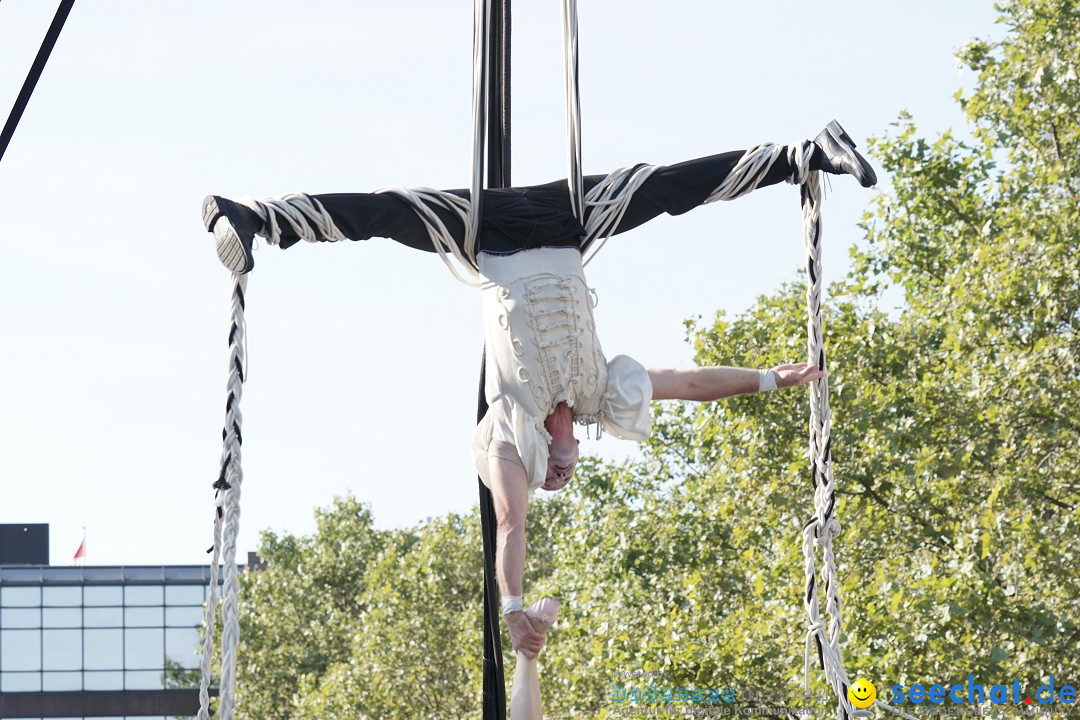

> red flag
[72,535,86,565]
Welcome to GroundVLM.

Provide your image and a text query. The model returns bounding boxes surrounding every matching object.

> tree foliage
[228,2,1079,717]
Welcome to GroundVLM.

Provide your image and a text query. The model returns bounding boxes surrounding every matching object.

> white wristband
[758,369,778,392]
[501,595,523,615]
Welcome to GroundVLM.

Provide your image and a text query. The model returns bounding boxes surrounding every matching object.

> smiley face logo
[848,678,877,709]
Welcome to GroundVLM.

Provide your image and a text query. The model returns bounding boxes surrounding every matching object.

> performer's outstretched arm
[488,455,547,660]
[649,362,822,401]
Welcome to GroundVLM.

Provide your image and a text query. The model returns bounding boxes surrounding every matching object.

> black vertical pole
[479,1,510,718]
[478,353,506,720]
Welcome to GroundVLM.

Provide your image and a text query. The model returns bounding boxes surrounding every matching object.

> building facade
[0,526,221,720]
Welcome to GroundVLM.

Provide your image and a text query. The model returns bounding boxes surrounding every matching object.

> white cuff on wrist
[501,595,523,615]
[758,369,778,392]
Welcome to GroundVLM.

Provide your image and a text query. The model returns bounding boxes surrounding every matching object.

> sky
[0,1,1003,566]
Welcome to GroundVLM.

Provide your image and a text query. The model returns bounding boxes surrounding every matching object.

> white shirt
[471,247,653,490]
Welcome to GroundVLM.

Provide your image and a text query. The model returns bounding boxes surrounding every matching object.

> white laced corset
[479,248,607,429]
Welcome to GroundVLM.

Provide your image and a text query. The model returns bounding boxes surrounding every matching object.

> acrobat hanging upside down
[202,120,876,660]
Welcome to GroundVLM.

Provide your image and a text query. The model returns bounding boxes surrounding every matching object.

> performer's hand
[506,611,546,659]
[770,362,824,389]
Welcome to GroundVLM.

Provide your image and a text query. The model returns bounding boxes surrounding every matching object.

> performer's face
[543,436,579,491]
[542,402,578,491]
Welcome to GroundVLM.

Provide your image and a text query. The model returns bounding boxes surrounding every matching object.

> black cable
[0,0,76,165]
[479,2,511,718]
[478,353,506,720]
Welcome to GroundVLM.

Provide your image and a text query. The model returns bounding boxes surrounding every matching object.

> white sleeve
[601,355,653,442]
[471,396,550,492]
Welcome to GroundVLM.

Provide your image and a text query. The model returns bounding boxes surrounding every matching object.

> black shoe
[813,120,877,188]
[202,195,263,274]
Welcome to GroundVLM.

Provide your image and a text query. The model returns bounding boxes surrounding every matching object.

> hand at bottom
[506,611,546,659]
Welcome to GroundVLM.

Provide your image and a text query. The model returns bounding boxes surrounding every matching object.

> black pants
[278,148,801,254]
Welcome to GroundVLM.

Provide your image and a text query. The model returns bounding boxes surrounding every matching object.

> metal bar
[0,689,206,718]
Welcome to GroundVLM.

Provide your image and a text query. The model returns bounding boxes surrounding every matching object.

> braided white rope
[797,151,906,720]
[799,169,889,720]
[198,274,247,720]
[780,150,860,720]
[196,500,223,720]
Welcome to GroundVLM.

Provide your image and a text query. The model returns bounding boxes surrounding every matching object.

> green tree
[233,496,485,720]
[228,1,1079,716]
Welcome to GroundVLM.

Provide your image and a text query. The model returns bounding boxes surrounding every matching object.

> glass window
[1,629,41,670]
[125,585,164,606]
[1,607,40,628]
[43,629,82,671]
[125,606,163,627]
[165,605,204,628]
[83,670,123,690]
[84,585,123,606]
[165,627,201,669]
[85,607,123,627]
[125,669,164,690]
[43,586,82,606]
[1,671,41,691]
[125,628,164,669]
[84,628,123,669]
[42,670,83,691]
[1,586,41,607]
[43,607,82,628]
[165,585,205,605]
